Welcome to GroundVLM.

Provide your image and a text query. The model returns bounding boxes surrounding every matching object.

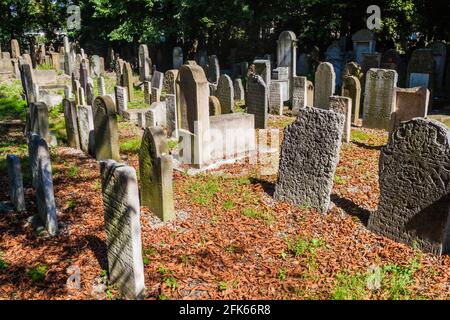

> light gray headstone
[150,87,161,104]
[368,118,450,255]
[94,96,120,161]
[28,102,50,143]
[115,86,128,115]
[151,71,164,90]
[100,160,146,299]
[6,154,26,212]
[253,59,271,87]
[145,102,166,128]
[329,96,352,143]
[274,107,344,213]
[269,82,283,115]
[291,76,307,115]
[76,105,95,155]
[314,62,335,109]
[233,78,245,101]
[139,44,151,82]
[98,76,106,96]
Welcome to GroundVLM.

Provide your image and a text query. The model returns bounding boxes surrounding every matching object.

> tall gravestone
[314,62,335,109]
[28,133,58,236]
[253,60,271,88]
[79,61,89,94]
[6,154,26,212]
[20,63,36,103]
[10,39,20,59]
[341,75,361,124]
[368,119,450,255]
[139,127,175,221]
[363,68,398,130]
[122,62,134,102]
[115,58,124,86]
[98,76,106,96]
[77,105,95,155]
[207,55,220,84]
[163,70,179,95]
[292,76,307,115]
[138,44,151,82]
[246,75,268,129]
[329,96,352,143]
[63,99,80,149]
[86,78,94,106]
[166,94,178,138]
[100,160,146,299]
[173,47,183,69]
[269,82,283,115]
[177,64,210,168]
[277,31,297,98]
[115,86,128,115]
[274,107,344,213]
[94,96,120,161]
[216,74,234,114]
[29,102,50,143]
[233,78,245,101]
[389,86,429,133]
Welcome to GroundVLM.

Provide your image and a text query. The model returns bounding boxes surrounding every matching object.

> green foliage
[218,281,228,291]
[277,268,288,281]
[0,252,8,270]
[36,63,54,70]
[28,264,48,282]
[0,81,27,121]
[158,265,178,290]
[187,175,221,206]
[120,137,141,154]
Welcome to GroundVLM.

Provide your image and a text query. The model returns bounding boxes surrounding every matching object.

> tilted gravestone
[10,39,20,59]
[98,76,106,96]
[28,133,58,235]
[139,127,175,221]
[115,86,128,115]
[314,62,335,109]
[253,60,271,88]
[86,77,94,106]
[216,74,234,114]
[63,99,80,149]
[94,96,120,161]
[233,78,245,101]
[139,44,151,82]
[77,105,95,155]
[274,107,344,213]
[269,81,283,115]
[79,61,89,94]
[122,62,134,102]
[292,76,307,115]
[100,160,146,299]
[368,119,450,255]
[389,86,429,134]
[246,74,268,129]
[363,68,398,130]
[329,96,352,143]
[341,75,361,124]
[6,154,26,212]
[209,96,221,116]
[20,63,36,104]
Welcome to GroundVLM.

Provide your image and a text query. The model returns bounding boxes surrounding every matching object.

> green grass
[350,130,374,144]
[158,266,178,291]
[36,63,54,70]
[119,137,141,154]
[334,174,346,185]
[28,264,48,282]
[0,81,27,121]
[0,253,8,270]
[187,175,222,206]
[242,208,274,224]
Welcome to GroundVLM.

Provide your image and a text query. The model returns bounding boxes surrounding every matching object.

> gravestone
[233,78,245,101]
[277,31,297,96]
[341,75,361,124]
[29,102,50,143]
[6,154,26,212]
[352,29,376,65]
[428,41,446,90]
[329,96,352,143]
[368,119,450,255]
[314,62,335,109]
[177,64,210,167]
[115,86,128,115]
[269,82,283,115]
[64,52,73,76]
[28,133,58,236]
[94,96,120,161]
[151,87,161,104]
[139,127,175,221]
[78,86,86,106]
[144,81,151,104]
[361,53,381,76]
[98,76,106,96]
[325,41,344,91]
[63,99,80,149]
[145,102,166,128]
[163,70,179,95]
[20,63,36,103]
[173,47,183,69]
[207,55,220,84]
[90,55,101,77]
[307,80,314,107]
[342,61,363,81]
[77,105,95,155]
[297,53,311,76]
[122,62,134,102]
[253,60,271,87]
[292,76,307,115]
[246,75,268,129]
[216,74,234,114]
[10,39,20,59]
[407,49,435,94]
[151,71,164,90]
[390,86,430,133]
[363,68,398,130]
[100,160,146,299]
[115,58,124,85]
[139,44,151,82]
[274,107,344,213]
[381,49,401,71]
[86,78,94,106]
[209,96,221,116]
[165,94,178,137]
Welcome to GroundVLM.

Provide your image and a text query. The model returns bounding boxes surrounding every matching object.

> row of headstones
[275,106,450,256]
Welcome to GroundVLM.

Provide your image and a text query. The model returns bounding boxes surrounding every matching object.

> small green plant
[187,176,221,206]
[120,138,141,154]
[93,180,102,191]
[224,244,236,254]
[222,199,235,210]
[158,266,178,290]
[28,264,48,282]
[218,281,228,291]
[158,294,168,300]
[36,63,54,70]
[331,271,368,300]
[278,268,288,281]
[66,199,77,210]
[68,166,78,178]
[334,174,346,185]
[242,208,274,224]
[0,253,8,270]
[167,140,179,152]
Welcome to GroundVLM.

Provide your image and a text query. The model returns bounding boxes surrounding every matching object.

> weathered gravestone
[139,44,151,82]
[352,29,376,65]
[177,63,210,168]
[274,107,344,213]
[163,70,179,95]
[233,78,245,101]
[151,71,164,90]
[253,60,271,88]
[292,76,307,115]
[314,62,335,109]
[28,133,58,236]
[407,49,435,94]
[86,78,94,106]
[151,87,161,104]
[77,105,95,155]
[363,68,398,130]
[428,41,446,90]
[144,81,151,105]
[139,127,175,221]
[269,82,283,115]
[10,39,20,59]
[207,55,220,84]
[209,96,221,116]
[368,119,450,255]
[90,55,101,77]
[216,74,234,114]
[361,52,381,76]
[165,94,178,137]
[63,99,80,149]
[98,76,106,96]
[6,154,26,212]
[115,58,124,86]
[342,61,363,82]
[389,86,430,133]
[94,96,120,161]
[79,61,89,94]
[29,102,50,143]
[341,75,362,124]
[246,74,268,129]
[145,102,166,128]
[20,63,36,103]
[115,86,128,115]
[122,62,134,102]
[307,80,314,107]
[277,31,297,97]
[173,47,183,69]
[329,96,352,143]
[100,160,146,299]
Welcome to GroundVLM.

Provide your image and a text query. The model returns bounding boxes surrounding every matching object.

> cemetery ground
[1,77,450,301]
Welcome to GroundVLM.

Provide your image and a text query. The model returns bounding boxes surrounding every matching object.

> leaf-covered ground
[1,86,450,300]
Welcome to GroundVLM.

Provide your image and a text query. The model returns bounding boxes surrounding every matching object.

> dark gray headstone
[63,99,80,149]
[246,75,268,129]
[6,154,26,212]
